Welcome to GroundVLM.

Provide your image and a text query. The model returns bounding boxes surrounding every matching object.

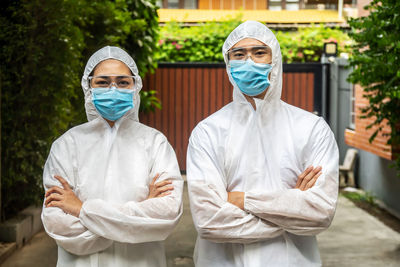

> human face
[229,38,272,64]
[230,38,272,103]
[91,59,134,127]
[91,59,134,89]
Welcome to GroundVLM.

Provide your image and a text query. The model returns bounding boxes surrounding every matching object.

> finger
[299,166,322,190]
[150,173,161,185]
[295,166,313,188]
[156,185,174,195]
[304,171,322,190]
[46,200,63,208]
[156,191,172,198]
[54,175,71,190]
[45,193,63,206]
[45,186,64,197]
[155,180,172,188]
[299,166,322,189]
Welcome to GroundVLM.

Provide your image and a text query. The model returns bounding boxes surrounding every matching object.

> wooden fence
[140,63,322,170]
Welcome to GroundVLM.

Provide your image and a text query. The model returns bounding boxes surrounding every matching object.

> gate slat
[140,63,319,171]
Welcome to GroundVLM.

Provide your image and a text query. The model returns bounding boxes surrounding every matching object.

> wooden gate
[140,62,323,170]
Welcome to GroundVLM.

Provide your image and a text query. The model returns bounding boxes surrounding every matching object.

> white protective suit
[187,21,339,267]
[41,46,183,267]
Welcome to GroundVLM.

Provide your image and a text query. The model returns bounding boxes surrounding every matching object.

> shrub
[156,20,352,63]
[0,0,160,220]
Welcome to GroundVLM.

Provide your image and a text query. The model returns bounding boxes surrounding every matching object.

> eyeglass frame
[88,74,136,90]
[226,45,273,66]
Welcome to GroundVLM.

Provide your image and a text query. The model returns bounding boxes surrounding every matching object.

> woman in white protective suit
[187,21,339,266]
[41,46,183,267]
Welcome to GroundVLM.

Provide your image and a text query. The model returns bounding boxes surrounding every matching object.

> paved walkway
[2,185,400,267]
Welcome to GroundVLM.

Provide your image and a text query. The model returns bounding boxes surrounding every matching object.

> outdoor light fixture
[323,42,338,57]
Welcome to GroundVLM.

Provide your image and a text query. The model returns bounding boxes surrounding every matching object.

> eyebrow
[95,75,132,79]
[230,46,271,53]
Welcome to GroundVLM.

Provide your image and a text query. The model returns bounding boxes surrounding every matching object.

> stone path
[2,186,400,267]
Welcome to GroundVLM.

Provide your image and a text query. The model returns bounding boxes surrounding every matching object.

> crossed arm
[42,134,183,255]
[227,166,323,210]
[45,173,175,218]
[187,120,338,242]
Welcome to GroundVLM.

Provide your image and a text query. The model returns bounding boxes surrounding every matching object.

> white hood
[222,21,283,109]
[81,46,143,122]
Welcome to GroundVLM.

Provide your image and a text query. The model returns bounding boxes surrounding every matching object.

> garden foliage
[0,0,160,220]
[156,20,351,63]
[347,0,400,174]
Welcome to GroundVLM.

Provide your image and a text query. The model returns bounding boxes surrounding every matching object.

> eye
[231,51,245,59]
[255,51,267,57]
[118,80,130,87]
[94,79,109,86]
[118,77,134,86]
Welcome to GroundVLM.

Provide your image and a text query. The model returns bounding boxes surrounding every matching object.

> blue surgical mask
[230,59,272,97]
[92,87,134,121]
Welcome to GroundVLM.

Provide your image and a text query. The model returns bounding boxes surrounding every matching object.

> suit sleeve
[244,118,339,235]
[187,126,283,243]
[78,133,183,243]
[41,136,113,256]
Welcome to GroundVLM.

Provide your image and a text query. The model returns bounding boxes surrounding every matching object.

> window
[269,0,283,11]
[158,0,197,9]
[268,0,300,11]
[184,0,197,8]
[286,0,300,10]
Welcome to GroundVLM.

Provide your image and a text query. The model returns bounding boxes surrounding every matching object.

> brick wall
[344,84,394,160]
[357,0,373,17]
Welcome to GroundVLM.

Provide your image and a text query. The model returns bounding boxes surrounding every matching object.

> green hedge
[156,20,352,63]
[0,0,160,220]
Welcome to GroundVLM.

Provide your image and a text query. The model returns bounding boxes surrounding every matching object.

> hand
[147,173,174,199]
[295,166,322,191]
[45,175,83,217]
[228,191,245,210]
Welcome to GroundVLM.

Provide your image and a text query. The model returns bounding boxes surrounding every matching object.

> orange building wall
[344,84,395,160]
[198,0,267,9]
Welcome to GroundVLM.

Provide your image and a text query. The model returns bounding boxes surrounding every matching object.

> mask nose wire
[109,81,118,89]
[246,50,255,61]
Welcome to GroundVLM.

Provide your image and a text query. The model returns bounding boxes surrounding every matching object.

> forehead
[93,59,131,76]
[232,38,267,49]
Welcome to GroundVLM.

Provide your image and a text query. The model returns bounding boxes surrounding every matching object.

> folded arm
[78,134,183,243]
[41,138,112,256]
[187,128,283,243]
[244,119,339,235]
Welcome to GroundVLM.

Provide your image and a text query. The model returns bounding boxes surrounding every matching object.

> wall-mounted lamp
[323,42,338,57]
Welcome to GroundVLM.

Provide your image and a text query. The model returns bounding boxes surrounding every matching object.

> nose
[109,81,118,89]
[245,50,256,61]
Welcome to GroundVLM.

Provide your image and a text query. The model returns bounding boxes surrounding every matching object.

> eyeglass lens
[91,76,135,89]
[228,46,272,62]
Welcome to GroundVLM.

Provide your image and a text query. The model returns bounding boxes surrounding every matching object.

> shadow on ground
[2,186,400,267]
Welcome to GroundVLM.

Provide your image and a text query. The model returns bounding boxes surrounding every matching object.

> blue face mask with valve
[230,59,272,97]
[92,87,134,121]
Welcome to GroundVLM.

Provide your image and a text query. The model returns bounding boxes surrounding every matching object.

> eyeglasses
[227,45,272,63]
[89,75,135,89]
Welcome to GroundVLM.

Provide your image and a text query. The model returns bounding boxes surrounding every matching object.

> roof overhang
[158,9,346,25]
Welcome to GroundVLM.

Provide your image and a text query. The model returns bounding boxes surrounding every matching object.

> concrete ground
[2,185,400,267]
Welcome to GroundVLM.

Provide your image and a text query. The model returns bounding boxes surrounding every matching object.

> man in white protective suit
[187,21,339,267]
[41,46,183,267]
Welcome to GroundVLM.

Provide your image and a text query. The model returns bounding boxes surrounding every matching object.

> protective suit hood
[223,21,282,108]
[81,46,143,122]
